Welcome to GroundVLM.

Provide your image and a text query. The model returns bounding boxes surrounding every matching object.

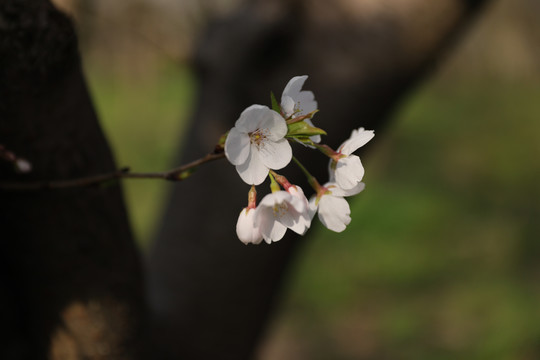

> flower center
[294,101,303,115]
[272,201,288,219]
[249,129,269,148]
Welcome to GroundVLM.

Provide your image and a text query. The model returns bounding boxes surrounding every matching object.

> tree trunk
[0,1,146,359]
[147,0,490,359]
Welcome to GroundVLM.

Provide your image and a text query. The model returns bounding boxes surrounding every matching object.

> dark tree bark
[0,1,146,359]
[147,0,490,359]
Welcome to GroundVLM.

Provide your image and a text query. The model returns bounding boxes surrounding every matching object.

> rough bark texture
[147,0,489,359]
[0,1,146,359]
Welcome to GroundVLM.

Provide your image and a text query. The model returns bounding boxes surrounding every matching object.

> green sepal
[286,120,327,138]
[268,171,281,193]
[270,91,281,114]
[291,136,315,147]
[218,131,229,146]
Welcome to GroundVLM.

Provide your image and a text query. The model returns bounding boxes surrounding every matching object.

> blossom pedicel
[226,76,375,244]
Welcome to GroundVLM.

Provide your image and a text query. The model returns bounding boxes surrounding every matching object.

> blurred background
[51,0,540,358]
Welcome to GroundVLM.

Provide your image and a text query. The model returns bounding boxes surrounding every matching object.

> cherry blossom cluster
[224,76,374,244]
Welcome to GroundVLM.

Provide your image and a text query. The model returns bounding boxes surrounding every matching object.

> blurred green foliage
[86,63,540,359]
[86,63,196,245]
[283,81,540,359]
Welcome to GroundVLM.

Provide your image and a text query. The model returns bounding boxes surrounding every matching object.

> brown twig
[0,150,225,191]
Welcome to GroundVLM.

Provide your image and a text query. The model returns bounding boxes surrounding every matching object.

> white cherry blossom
[285,185,312,235]
[224,76,374,242]
[309,182,365,232]
[281,75,320,143]
[329,127,375,190]
[255,190,309,243]
[225,105,292,185]
[236,207,263,245]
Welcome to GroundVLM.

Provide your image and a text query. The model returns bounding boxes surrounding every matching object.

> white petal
[339,128,375,155]
[224,127,250,165]
[259,191,287,207]
[236,106,287,140]
[281,95,295,117]
[328,159,337,183]
[259,191,302,214]
[258,191,307,235]
[236,208,263,244]
[308,196,319,219]
[236,147,269,185]
[282,75,308,99]
[265,110,288,140]
[287,208,311,235]
[258,138,292,170]
[277,207,300,229]
[288,187,311,215]
[288,217,307,235]
[264,221,287,243]
[235,105,271,132]
[277,196,305,229]
[318,195,351,232]
[285,192,306,213]
[295,91,317,115]
[328,182,366,197]
[288,186,308,204]
[256,205,288,243]
[334,155,364,190]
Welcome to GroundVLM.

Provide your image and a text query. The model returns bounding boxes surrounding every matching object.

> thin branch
[0,150,225,191]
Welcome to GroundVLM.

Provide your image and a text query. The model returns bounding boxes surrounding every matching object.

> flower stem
[312,143,343,161]
[292,156,322,192]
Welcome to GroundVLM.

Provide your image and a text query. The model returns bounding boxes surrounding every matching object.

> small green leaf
[216,131,229,150]
[178,168,196,180]
[286,120,327,138]
[270,91,281,114]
